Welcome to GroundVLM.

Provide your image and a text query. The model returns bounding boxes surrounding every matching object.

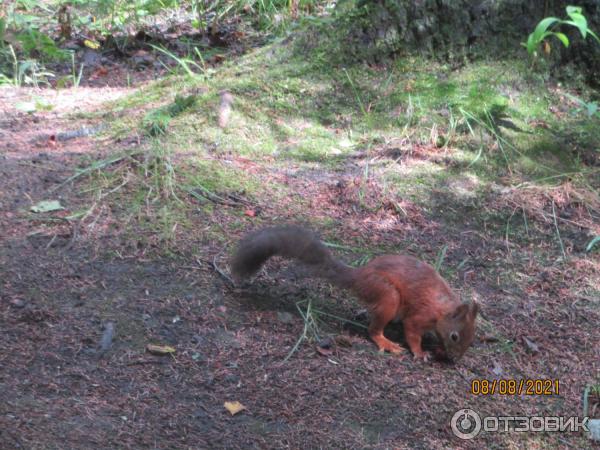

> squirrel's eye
[450,331,459,342]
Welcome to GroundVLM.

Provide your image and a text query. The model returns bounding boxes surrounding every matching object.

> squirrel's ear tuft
[450,303,470,320]
[470,301,479,317]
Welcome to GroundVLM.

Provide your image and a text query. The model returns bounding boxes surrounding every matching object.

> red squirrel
[231,226,478,362]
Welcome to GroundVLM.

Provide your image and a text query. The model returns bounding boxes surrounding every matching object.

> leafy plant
[190,0,320,34]
[524,6,600,59]
[16,29,69,61]
[564,92,600,119]
[6,44,55,87]
[69,0,180,33]
[0,1,73,83]
[143,94,198,136]
[0,17,6,47]
[70,51,84,88]
[150,44,207,79]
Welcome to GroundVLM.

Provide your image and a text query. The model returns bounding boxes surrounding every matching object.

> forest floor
[1,24,600,450]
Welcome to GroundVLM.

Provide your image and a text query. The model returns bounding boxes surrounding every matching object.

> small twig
[522,207,530,238]
[99,172,131,199]
[185,185,250,207]
[37,217,78,249]
[322,241,362,252]
[504,206,518,256]
[543,213,594,230]
[284,298,313,362]
[292,298,368,330]
[77,202,97,222]
[87,204,105,233]
[51,151,142,192]
[551,201,567,260]
[45,234,57,249]
[311,308,368,330]
[224,192,252,206]
[200,254,235,288]
[434,245,448,272]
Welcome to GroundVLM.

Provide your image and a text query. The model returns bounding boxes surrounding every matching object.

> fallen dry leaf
[492,360,503,376]
[224,401,246,416]
[316,345,333,357]
[316,337,334,356]
[522,337,539,355]
[83,38,101,50]
[146,344,176,355]
[30,200,64,213]
[479,334,500,343]
[90,67,109,79]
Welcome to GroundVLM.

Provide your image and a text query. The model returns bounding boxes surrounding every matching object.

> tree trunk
[342,0,600,82]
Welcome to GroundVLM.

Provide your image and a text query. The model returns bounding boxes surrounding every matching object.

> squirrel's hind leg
[367,296,405,355]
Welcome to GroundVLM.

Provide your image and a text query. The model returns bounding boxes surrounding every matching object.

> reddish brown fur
[231,226,478,362]
[352,255,476,360]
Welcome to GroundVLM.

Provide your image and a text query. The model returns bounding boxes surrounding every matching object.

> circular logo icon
[451,408,482,440]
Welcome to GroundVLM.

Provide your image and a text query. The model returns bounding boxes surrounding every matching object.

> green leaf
[586,102,598,117]
[563,18,588,38]
[532,17,560,43]
[588,29,600,44]
[30,200,64,213]
[552,32,570,48]
[586,236,600,252]
[564,92,586,106]
[566,6,583,16]
[18,60,36,78]
[525,33,536,54]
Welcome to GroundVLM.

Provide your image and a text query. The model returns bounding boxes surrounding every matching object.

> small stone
[10,298,26,308]
[335,335,353,348]
[352,309,369,322]
[276,311,294,324]
[224,374,240,384]
[318,337,334,349]
[588,419,600,441]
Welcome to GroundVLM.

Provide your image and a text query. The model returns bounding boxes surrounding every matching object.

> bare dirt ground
[1,59,600,449]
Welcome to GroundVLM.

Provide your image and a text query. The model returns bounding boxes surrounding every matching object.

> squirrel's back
[352,254,458,315]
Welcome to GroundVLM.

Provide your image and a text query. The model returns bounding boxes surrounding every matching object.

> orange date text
[471,379,559,396]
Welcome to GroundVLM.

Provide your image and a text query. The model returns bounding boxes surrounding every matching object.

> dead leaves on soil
[146,344,176,356]
[224,401,246,416]
[30,200,64,213]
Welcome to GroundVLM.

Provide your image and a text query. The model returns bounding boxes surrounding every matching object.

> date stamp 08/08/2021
[470,378,560,396]
[450,379,600,441]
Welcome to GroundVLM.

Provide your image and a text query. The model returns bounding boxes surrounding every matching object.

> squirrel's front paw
[413,351,432,363]
[371,335,406,355]
[378,341,405,355]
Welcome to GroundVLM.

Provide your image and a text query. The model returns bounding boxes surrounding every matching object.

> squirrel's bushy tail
[231,225,356,289]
